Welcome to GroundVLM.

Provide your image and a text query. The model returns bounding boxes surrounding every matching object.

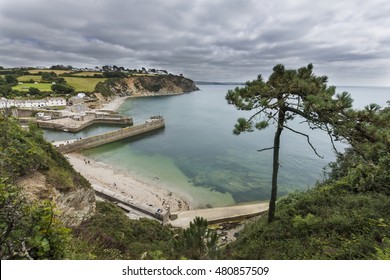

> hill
[95,75,199,97]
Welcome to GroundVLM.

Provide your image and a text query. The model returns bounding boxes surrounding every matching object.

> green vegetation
[94,78,122,96]
[63,77,106,92]
[0,117,90,189]
[0,117,90,259]
[173,217,218,259]
[71,201,175,259]
[13,82,53,92]
[71,202,221,260]
[17,75,42,82]
[71,71,102,77]
[0,181,72,259]
[28,69,71,75]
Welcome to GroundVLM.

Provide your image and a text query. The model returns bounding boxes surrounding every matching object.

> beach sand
[99,96,129,111]
[67,152,192,213]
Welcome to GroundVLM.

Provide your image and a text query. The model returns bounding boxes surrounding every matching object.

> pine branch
[282,125,324,159]
[325,123,340,154]
[257,147,274,152]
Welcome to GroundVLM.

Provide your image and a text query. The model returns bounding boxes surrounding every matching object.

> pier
[54,116,165,153]
[37,111,133,132]
[92,184,170,223]
[93,182,268,227]
[169,202,269,228]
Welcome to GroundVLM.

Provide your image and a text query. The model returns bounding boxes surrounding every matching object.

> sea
[43,85,389,208]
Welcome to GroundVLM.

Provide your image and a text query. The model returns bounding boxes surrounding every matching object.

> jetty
[93,181,268,227]
[54,116,165,153]
[37,111,133,132]
[169,202,269,228]
[92,184,170,223]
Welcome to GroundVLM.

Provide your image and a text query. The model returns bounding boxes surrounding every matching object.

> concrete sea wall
[37,116,133,132]
[92,184,169,223]
[55,118,165,153]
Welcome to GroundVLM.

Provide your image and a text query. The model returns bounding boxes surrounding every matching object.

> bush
[0,182,71,259]
[72,201,175,259]
[227,188,390,259]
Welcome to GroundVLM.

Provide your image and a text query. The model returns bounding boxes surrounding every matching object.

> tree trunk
[268,108,285,223]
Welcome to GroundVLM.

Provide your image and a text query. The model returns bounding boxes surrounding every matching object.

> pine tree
[226,64,353,222]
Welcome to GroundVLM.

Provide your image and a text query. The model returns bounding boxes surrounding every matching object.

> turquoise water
[44,85,389,208]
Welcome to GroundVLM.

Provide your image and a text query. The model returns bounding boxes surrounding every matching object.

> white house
[0,98,8,108]
[0,97,66,109]
[47,97,66,107]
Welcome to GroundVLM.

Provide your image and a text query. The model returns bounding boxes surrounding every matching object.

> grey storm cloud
[0,0,389,85]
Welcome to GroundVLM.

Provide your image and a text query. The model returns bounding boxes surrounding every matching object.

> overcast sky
[0,0,389,85]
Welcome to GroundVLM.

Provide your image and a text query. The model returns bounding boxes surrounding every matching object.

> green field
[28,69,71,75]
[17,75,42,82]
[71,71,102,76]
[64,77,107,92]
[13,83,53,92]
[12,76,106,92]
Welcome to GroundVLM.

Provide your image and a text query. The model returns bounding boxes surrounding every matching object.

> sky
[0,0,389,86]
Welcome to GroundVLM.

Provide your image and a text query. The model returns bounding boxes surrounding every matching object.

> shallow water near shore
[44,85,389,208]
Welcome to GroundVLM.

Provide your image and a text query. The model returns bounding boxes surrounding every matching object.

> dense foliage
[0,116,88,259]
[71,201,175,259]
[0,116,89,190]
[173,216,218,259]
[0,182,71,259]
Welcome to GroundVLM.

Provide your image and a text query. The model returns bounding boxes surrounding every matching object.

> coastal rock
[96,75,199,97]
[17,171,96,228]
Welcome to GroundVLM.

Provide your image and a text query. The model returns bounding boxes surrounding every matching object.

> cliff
[95,75,199,97]
[0,117,95,228]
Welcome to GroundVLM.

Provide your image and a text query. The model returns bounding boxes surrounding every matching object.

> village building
[0,97,66,109]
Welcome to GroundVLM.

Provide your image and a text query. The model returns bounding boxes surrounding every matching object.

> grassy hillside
[0,117,90,190]
[13,82,53,92]
[28,69,71,75]
[71,71,101,76]
[0,117,93,259]
[17,75,42,82]
[63,77,106,92]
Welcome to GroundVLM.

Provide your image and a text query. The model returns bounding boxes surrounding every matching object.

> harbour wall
[92,184,169,223]
[37,116,133,132]
[55,118,165,153]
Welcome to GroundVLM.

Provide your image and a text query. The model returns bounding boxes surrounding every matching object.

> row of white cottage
[0,97,66,109]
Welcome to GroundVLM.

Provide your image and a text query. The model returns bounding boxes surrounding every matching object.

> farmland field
[28,69,71,75]
[63,77,106,92]
[13,83,53,92]
[71,71,101,76]
[17,75,42,82]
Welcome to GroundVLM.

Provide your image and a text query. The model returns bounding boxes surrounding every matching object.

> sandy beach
[99,96,130,111]
[67,152,191,213]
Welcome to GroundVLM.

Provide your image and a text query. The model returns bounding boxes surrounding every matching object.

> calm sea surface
[44,85,389,208]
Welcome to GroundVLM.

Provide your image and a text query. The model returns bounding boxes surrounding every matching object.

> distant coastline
[195,81,245,86]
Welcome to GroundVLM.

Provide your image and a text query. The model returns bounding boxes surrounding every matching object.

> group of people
[83,158,90,165]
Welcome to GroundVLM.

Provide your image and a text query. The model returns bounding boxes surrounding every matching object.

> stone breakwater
[54,117,165,153]
[92,184,170,224]
[37,113,133,132]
